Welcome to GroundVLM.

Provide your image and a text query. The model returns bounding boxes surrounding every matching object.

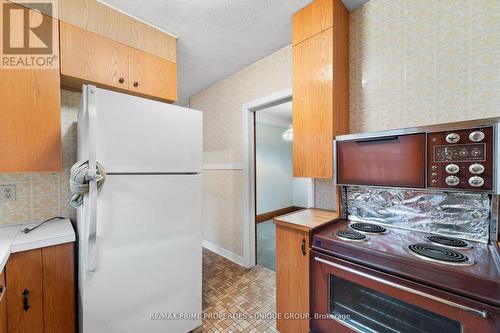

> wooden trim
[256,206,304,223]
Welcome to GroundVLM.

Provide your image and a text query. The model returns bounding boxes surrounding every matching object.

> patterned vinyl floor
[193,248,278,332]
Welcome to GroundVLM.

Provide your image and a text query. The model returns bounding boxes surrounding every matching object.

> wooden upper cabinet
[128,48,177,102]
[0,4,61,172]
[292,0,333,45]
[60,21,129,90]
[293,28,334,178]
[60,21,177,102]
[292,0,348,178]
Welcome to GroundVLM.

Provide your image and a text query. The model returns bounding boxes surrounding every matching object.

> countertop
[0,218,75,272]
[273,208,338,232]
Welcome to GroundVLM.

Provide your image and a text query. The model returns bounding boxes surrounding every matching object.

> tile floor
[194,248,278,332]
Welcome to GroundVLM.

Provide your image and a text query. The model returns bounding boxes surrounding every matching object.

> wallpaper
[316,0,500,201]
[350,0,500,133]
[0,90,80,226]
[190,45,292,258]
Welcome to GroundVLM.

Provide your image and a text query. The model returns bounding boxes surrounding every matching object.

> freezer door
[78,174,202,333]
[79,85,202,173]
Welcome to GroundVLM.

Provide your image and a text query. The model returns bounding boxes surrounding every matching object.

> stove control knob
[446,133,460,143]
[469,176,484,187]
[469,163,485,175]
[445,175,460,186]
[471,149,481,157]
[445,164,460,174]
[469,130,485,142]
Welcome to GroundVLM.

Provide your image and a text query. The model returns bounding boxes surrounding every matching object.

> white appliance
[76,85,202,333]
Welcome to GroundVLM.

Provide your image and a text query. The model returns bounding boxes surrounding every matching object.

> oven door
[310,251,500,333]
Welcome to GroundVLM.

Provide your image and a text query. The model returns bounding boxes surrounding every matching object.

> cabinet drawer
[60,21,129,90]
[337,134,426,188]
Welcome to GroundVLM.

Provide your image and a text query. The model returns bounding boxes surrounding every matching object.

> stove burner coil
[349,223,387,234]
[407,243,474,266]
[426,235,470,249]
[335,229,367,242]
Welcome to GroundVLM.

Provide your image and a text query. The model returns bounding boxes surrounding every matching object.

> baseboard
[202,239,246,267]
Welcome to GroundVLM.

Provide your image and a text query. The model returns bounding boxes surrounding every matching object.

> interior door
[79,174,202,333]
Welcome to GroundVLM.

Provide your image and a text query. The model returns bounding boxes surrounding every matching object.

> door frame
[241,89,314,268]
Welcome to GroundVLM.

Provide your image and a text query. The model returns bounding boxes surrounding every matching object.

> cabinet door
[128,47,177,102]
[0,270,7,333]
[42,243,75,333]
[60,21,129,90]
[0,4,61,172]
[276,225,309,333]
[292,28,334,178]
[292,0,333,45]
[6,249,44,333]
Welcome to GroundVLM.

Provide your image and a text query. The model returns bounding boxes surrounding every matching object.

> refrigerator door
[80,85,202,174]
[78,174,202,333]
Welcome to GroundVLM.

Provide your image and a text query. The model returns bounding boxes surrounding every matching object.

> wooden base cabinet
[274,209,339,333]
[0,270,7,333]
[276,224,310,333]
[291,0,349,178]
[6,243,75,333]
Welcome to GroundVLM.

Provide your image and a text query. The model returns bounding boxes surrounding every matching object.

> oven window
[329,275,461,333]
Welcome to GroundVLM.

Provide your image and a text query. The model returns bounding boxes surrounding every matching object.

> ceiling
[256,101,292,127]
[100,0,369,105]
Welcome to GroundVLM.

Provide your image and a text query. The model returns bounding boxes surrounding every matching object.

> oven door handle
[314,256,489,319]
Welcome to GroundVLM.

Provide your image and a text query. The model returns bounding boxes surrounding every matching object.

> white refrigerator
[76,85,202,333]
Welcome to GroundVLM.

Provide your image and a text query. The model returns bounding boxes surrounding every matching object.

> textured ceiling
[100,0,369,105]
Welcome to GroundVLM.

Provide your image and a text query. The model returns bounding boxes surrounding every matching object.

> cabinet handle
[118,77,124,84]
[301,238,307,256]
[22,289,30,311]
[0,285,6,303]
[133,81,139,87]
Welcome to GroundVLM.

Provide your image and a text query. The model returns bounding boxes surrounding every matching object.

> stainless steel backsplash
[346,186,491,243]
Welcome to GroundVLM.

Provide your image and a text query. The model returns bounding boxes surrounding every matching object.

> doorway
[242,90,313,270]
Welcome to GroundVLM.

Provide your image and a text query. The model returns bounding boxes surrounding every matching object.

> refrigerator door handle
[87,86,98,272]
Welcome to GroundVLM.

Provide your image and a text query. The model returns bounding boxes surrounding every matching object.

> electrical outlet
[0,185,16,202]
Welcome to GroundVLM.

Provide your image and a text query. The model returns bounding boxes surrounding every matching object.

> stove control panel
[427,127,493,190]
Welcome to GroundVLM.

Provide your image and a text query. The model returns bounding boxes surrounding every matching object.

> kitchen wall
[256,122,293,215]
[190,45,292,260]
[255,122,309,215]
[316,0,500,197]
[0,90,79,226]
